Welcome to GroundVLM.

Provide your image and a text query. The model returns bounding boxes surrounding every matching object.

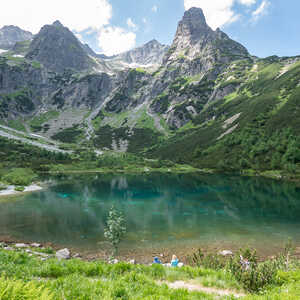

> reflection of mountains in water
[0,173,300,247]
[36,173,300,220]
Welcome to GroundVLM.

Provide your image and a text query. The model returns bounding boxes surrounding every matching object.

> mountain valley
[0,7,299,176]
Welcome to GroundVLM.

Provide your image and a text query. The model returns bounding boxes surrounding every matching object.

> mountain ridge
[0,7,299,174]
[0,25,33,49]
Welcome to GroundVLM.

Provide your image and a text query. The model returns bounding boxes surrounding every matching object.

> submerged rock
[56,248,70,260]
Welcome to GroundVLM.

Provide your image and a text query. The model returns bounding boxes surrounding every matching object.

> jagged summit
[0,25,33,49]
[113,39,169,66]
[26,21,93,73]
[163,7,248,64]
[180,7,209,35]
[52,20,64,28]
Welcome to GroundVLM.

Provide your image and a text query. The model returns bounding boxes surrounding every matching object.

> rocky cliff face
[3,7,296,157]
[113,39,169,66]
[164,7,248,69]
[0,25,33,49]
[26,21,94,73]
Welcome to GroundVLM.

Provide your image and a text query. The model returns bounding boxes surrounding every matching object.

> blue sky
[0,0,299,57]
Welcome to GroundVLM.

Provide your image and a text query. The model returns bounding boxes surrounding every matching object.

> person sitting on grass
[153,256,162,264]
[171,254,179,267]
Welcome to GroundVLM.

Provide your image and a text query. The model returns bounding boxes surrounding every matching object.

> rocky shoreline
[0,184,43,197]
[2,237,299,266]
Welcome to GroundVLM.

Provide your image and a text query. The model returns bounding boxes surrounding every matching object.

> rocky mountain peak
[0,25,33,49]
[163,7,248,64]
[112,39,169,66]
[180,7,209,35]
[26,21,93,73]
[52,20,64,28]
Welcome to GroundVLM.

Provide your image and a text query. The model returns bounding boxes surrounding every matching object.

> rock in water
[56,248,70,260]
[219,250,233,256]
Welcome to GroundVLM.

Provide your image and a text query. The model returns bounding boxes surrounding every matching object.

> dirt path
[162,281,245,298]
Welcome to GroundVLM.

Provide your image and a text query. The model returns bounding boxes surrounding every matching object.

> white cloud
[74,33,84,43]
[252,0,270,21]
[238,0,256,5]
[183,0,266,29]
[142,18,147,24]
[126,18,138,31]
[0,0,112,33]
[184,0,237,29]
[0,0,137,56]
[98,27,136,56]
[152,5,158,13]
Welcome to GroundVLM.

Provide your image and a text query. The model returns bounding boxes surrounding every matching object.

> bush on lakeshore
[189,243,298,293]
[1,168,37,186]
[14,186,25,192]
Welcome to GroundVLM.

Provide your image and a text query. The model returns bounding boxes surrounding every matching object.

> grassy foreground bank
[0,247,299,299]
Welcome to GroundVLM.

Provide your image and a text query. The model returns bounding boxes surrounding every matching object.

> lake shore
[1,235,300,265]
[0,184,43,197]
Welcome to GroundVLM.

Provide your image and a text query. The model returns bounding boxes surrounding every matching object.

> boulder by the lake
[4,247,14,251]
[129,259,136,265]
[219,250,233,256]
[109,259,119,264]
[56,248,70,260]
[15,243,28,248]
[31,243,41,248]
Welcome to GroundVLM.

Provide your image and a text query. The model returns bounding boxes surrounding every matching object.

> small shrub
[189,249,227,270]
[227,248,277,292]
[104,206,127,256]
[15,186,25,192]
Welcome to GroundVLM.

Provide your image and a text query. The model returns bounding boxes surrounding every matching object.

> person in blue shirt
[153,256,162,264]
[171,254,179,267]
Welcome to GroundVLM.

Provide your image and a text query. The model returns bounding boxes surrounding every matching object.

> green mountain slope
[147,56,300,175]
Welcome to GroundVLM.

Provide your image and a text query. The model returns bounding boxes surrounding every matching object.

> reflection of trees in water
[0,173,300,247]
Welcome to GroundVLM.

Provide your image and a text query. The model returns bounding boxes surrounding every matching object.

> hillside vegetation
[147,57,300,178]
[0,245,299,299]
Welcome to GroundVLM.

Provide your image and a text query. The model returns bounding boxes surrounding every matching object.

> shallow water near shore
[0,173,300,260]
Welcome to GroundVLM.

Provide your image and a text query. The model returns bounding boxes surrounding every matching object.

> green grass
[135,67,146,73]
[224,91,238,104]
[135,108,157,131]
[0,248,299,299]
[7,118,26,132]
[0,249,239,299]
[31,60,42,69]
[30,111,60,131]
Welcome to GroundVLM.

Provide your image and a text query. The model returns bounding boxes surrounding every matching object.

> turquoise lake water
[0,173,300,256]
